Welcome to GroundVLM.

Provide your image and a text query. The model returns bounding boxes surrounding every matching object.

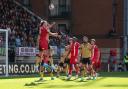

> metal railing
[49,5,71,19]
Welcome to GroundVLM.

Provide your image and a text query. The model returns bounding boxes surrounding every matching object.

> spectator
[15,36,21,47]
[0,0,40,47]
[8,48,15,63]
[108,49,117,72]
[9,35,15,47]
[117,62,124,72]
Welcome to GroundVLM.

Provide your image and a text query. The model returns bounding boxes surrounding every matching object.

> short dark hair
[73,37,77,41]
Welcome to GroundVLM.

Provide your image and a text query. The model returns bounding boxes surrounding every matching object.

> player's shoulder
[87,42,91,45]
[66,44,70,48]
[40,26,47,30]
[40,25,43,29]
[81,43,84,46]
[76,42,80,45]
[80,43,85,48]
[94,44,98,48]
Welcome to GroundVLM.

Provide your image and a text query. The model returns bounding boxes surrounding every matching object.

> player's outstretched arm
[48,30,59,38]
[48,22,56,29]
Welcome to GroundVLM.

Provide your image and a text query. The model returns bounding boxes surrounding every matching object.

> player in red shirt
[39,21,58,50]
[67,37,80,80]
[91,39,101,79]
[35,20,58,80]
[35,21,57,69]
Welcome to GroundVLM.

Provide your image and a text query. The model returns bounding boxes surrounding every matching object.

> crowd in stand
[0,0,70,49]
[0,0,40,47]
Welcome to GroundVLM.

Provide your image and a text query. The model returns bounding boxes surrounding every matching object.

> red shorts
[70,56,77,64]
[92,60,101,69]
[39,40,48,50]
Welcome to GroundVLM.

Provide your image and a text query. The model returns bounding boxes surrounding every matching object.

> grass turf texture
[0,72,128,89]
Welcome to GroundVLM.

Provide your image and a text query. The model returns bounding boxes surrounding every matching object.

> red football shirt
[39,26,49,50]
[70,42,80,63]
[91,45,100,62]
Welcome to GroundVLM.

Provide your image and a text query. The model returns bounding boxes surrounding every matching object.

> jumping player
[35,21,57,70]
[35,20,58,80]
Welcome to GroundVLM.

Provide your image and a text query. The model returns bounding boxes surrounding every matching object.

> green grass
[0,72,128,89]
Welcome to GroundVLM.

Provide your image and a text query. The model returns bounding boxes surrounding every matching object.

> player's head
[65,45,69,51]
[91,39,96,45]
[83,36,88,43]
[73,37,77,43]
[40,20,47,27]
[69,37,73,44]
[40,20,44,26]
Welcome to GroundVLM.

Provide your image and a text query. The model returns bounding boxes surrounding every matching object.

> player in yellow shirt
[80,36,92,81]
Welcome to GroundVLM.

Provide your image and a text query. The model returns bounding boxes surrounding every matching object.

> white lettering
[31,65,35,73]
[20,65,24,73]
[3,65,6,74]
[9,65,13,74]
[14,65,18,73]
[25,65,29,73]
[0,65,3,74]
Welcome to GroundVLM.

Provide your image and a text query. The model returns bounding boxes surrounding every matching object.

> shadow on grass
[34,79,47,82]
[42,85,75,88]
[24,80,47,86]
[40,78,104,88]
[59,77,80,82]
[103,85,128,87]
[80,77,106,87]
[76,80,88,82]
[25,82,38,86]
[60,78,75,81]
[25,77,106,88]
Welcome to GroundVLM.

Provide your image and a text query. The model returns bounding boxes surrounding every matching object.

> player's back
[70,42,80,57]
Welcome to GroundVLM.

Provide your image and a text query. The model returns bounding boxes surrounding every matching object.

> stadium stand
[0,0,40,47]
[0,0,68,63]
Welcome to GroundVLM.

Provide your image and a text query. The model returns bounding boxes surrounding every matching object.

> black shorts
[81,58,91,65]
[48,44,50,49]
[41,61,44,66]
[64,58,70,64]
[59,62,64,67]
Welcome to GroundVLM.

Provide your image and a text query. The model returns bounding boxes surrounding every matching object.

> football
[49,3,55,10]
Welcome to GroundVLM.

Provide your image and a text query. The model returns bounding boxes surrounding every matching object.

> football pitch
[0,72,128,89]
